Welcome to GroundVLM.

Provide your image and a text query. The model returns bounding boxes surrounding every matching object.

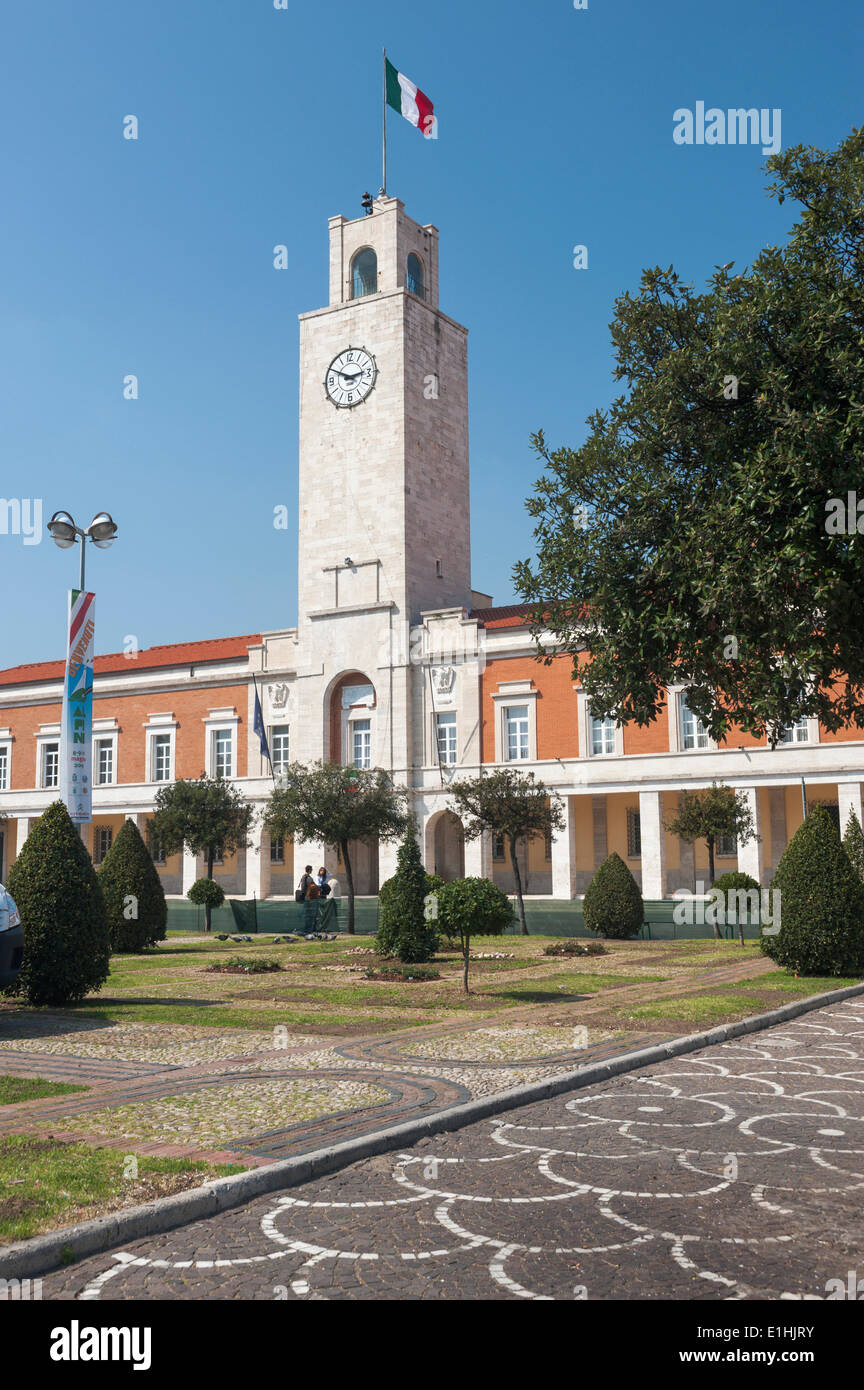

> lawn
[0,1135,242,1243]
[0,1076,89,1105]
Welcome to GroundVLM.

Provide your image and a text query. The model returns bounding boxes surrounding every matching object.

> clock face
[325,348,377,408]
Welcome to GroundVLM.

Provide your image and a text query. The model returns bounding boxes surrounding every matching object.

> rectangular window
[0,746,8,791]
[505,705,529,761]
[681,694,709,750]
[42,742,59,789]
[152,733,172,782]
[352,719,371,769]
[149,834,166,866]
[627,809,642,858]
[213,847,224,866]
[435,711,457,766]
[95,738,114,786]
[544,827,553,861]
[270,835,285,866]
[716,833,738,858]
[780,716,809,744]
[271,725,290,773]
[213,729,233,779]
[590,714,615,757]
[93,826,113,865]
[492,832,505,861]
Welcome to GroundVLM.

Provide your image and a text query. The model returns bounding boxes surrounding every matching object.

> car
[0,883,24,990]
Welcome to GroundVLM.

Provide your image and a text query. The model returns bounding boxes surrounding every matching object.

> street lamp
[47,511,118,589]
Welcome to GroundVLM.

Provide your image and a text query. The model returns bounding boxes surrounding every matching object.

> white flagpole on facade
[381,47,388,196]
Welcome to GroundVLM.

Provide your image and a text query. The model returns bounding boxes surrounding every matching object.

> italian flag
[386,58,437,140]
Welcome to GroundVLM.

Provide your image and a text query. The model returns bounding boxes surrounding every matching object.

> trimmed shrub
[188,878,225,910]
[583,852,643,939]
[842,810,864,884]
[375,832,441,963]
[436,877,514,942]
[761,804,864,976]
[435,876,514,992]
[4,800,110,1006]
[97,819,167,953]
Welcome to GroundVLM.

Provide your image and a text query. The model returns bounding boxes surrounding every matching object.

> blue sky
[1,0,861,667]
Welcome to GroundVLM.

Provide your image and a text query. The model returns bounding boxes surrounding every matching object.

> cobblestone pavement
[39,998,864,1301]
[0,955,774,1163]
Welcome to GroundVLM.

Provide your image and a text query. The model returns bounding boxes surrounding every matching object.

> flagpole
[252,673,276,784]
[381,46,387,197]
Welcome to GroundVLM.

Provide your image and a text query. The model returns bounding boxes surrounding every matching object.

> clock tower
[296,195,471,633]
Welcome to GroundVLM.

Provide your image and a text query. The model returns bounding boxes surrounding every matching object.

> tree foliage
[842,809,864,884]
[188,877,226,911]
[582,853,643,940]
[149,776,254,932]
[435,876,514,993]
[4,801,110,1006]
[375,830,439,963]
[264,762,409,935]
[762,805,864,975]
[449,769,564,936]
[97,818,167,952]
[665,782,757,902]
[515,128,864,743]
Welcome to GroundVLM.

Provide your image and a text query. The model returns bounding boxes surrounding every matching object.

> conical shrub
[842,809,864,885]
[97,819,167,952]
[762,804,864,976]
[583,852,644,939]
[5,800,110,1006]
[375,830,439,963]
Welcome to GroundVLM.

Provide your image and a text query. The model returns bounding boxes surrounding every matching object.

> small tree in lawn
[842,810,864,885]
[435,877,514,993]
[376,828,440,962]
[4,800,110,1006]
[264,762,409,935]
[97,818,167,952]
[665,782,758,930]
[149,776,254,933]
[188,877,226,922]
[449,769,564,936]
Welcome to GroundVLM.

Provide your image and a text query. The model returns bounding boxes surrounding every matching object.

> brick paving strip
[2,976,863,1282]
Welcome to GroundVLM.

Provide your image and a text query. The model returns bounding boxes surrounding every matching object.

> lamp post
[46,510,118,588]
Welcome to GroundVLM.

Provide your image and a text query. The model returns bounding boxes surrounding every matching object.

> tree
[762,804,864,976]
[711,871,762,947]
[842,809,864,884]
[665,782,757,928]
[376,831,441,962]
[188,877,226,918]
[582,853,643,940]
[515,129,864,744]
[263,762,409,935]
[449,769,564,936]
[435,877,514,993]
[149,777,254,933]
[97,818,167,952]
[4,800,110,1006]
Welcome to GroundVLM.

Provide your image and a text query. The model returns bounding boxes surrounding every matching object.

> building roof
[470,603,537,629]
[0,634,262,689]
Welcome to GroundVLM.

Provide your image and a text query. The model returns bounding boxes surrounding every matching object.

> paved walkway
[0,956,773,1165]
[37,997,864,1300]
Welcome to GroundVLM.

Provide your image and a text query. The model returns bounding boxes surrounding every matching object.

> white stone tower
[290,195,472,887]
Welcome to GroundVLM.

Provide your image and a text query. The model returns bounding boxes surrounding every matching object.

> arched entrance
[426,810,465,882]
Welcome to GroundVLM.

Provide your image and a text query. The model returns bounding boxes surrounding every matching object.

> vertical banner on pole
[60,588,95,824]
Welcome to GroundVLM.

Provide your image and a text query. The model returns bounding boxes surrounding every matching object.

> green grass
[0,1076,89,1105]
[624,992,762,1023]
[744,971,862,995]
[0,1136,243,1243]
[66,1003,445,1031]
